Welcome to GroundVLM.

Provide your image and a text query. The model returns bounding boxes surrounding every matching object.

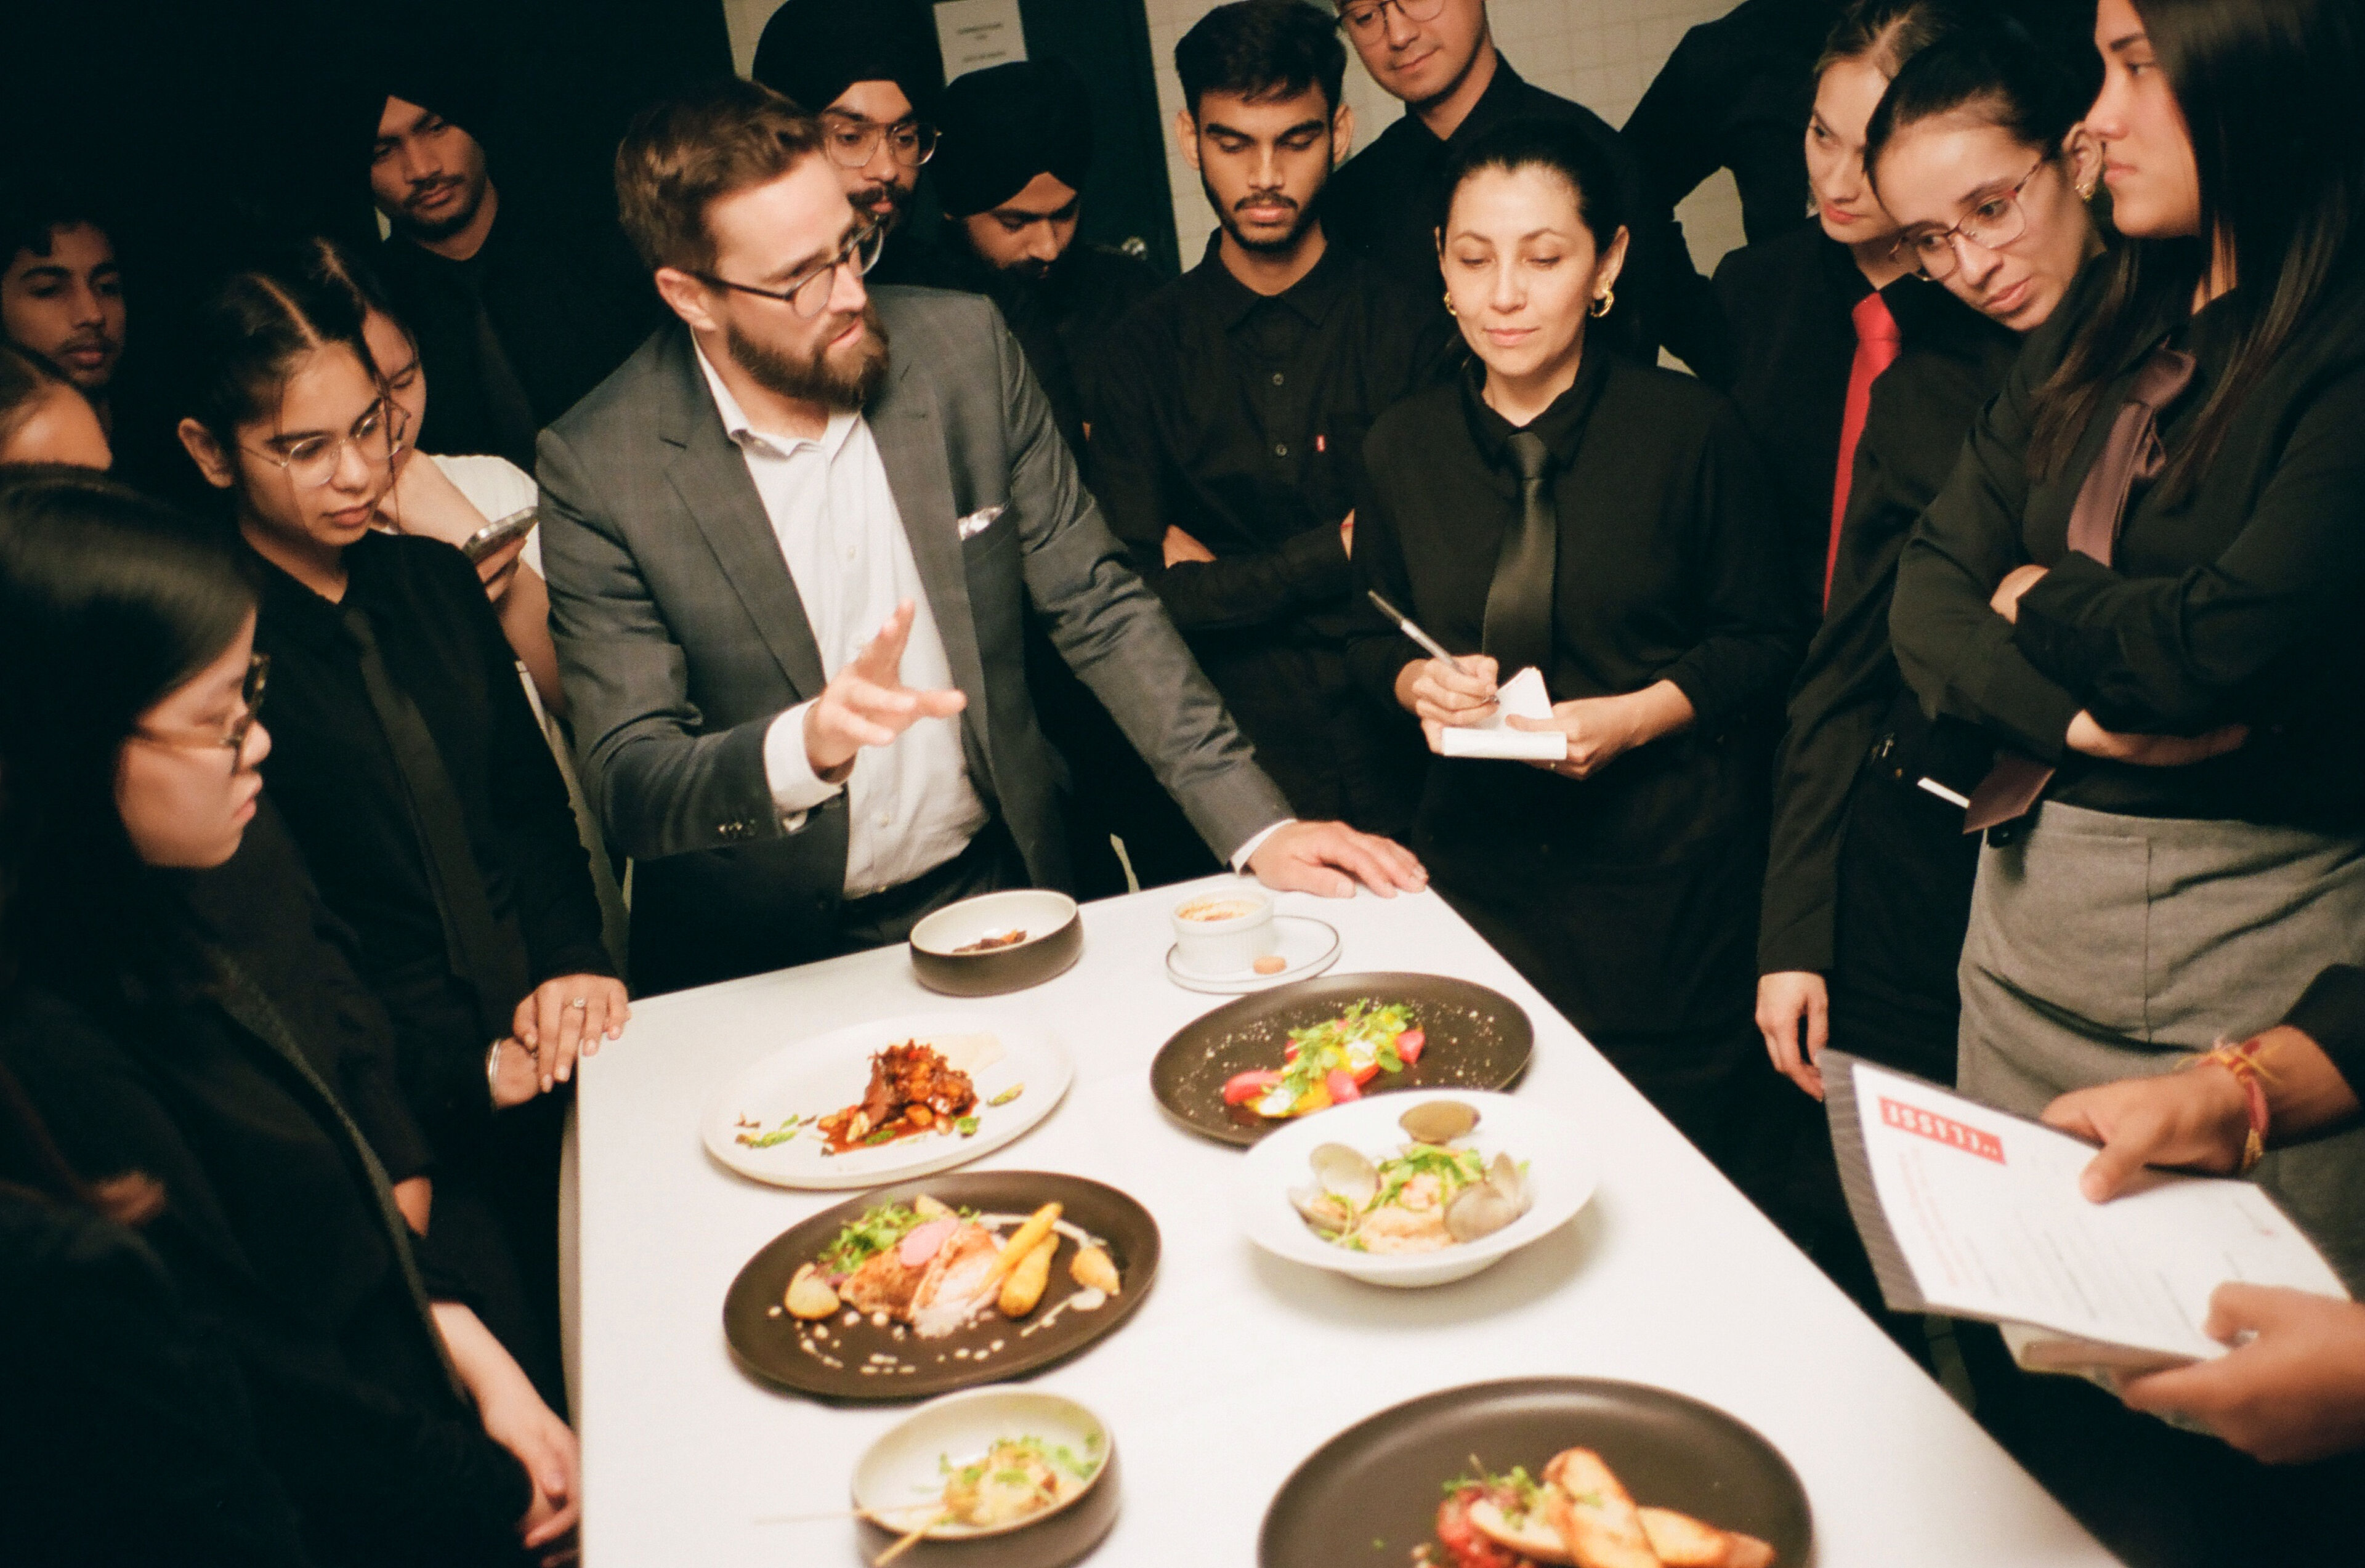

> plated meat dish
[1424,1448,1774,1568]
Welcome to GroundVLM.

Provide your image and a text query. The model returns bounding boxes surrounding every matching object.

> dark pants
[834,818,1030,956]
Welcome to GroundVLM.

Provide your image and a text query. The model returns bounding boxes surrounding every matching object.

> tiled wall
[719,1,1755,278]
[1142,0,1752,277]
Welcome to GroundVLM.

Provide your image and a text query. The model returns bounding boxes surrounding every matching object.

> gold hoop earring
[1443,290,1456,318]
[1589,288,1614,319]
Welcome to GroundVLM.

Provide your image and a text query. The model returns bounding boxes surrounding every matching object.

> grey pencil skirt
[1958,801,2365,1288]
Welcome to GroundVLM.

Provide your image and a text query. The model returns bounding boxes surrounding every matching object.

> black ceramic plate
[1259,1377,1813,1568]
[723,1171,1158,1402]
[1150,971,1534,1147]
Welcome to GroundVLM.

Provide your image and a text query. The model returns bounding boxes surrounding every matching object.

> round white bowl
[1168,887,1278,976]
[1232,1089,1597,1288]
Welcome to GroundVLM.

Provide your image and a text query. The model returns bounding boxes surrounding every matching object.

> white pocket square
[956,505,1006,541]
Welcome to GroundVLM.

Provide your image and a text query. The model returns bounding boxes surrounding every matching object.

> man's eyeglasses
[134,653,269,762]
[689,219,887,319]
[820,113,939,171]
[1336,0,1445,38]
[1891,160,2048,281]
[243,400,405,490]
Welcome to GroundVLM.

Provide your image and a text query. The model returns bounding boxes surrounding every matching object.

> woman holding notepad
[1346,119,1805,1172]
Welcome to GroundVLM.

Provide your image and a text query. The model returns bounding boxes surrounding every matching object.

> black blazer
[0,1189,315,1566]
[1713,228,1975,613]
[1759,310,2019,974]
[1893,254,2365,830]
[0,971,530,1567]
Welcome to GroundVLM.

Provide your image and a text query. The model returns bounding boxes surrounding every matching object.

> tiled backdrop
[722,0,1753,281]
[1143,0,1748,277]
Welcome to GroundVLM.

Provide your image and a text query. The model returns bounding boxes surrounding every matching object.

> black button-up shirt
[1322,55,1721,378]
[1087,233,1458,829]
[249,532,611,1134]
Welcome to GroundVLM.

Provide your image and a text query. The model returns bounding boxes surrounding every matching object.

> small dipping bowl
[910,889,1083,996]
[1170,889,1279,976]
[851,1388,1120,1566]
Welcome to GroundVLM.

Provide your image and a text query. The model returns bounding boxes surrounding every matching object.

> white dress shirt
[695,347,990,896]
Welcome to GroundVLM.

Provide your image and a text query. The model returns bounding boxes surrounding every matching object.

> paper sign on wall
[936,0,1027,80]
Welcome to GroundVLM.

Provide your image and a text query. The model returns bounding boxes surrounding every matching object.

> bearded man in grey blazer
[538,79,1425,993]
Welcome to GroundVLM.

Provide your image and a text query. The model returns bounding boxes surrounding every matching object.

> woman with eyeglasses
[1888,2,2365,1532]
[0,466,578,1564]
[1711,0,1986,617]
[1750,20,2101,1348]
[174,264,624,1410]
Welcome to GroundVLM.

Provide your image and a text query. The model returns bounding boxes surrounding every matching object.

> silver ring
[568,996,588,1009]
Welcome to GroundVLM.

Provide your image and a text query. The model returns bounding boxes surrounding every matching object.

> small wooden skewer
[873,1512,951,1566]
[750,1501,939,1526]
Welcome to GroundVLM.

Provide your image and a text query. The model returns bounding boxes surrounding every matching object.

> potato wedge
[1542,1449,1662,1568]
[1069,1245,1120,1295]
[997,1234,1058,1317]
[982,1202,1062,1290]
[1634,1509,1774,1568]
[784,1262,839,1320]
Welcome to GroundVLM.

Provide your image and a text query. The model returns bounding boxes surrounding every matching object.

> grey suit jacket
[538,288,1289,992]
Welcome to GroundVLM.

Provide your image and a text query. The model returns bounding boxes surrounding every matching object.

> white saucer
[1164,915,1341,993]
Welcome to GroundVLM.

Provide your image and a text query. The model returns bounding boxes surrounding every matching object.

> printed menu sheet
[1823,1053,2348,1370]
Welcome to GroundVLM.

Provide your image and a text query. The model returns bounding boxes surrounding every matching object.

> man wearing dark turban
[752,0,953,288]
[932,58,1161,402]
[368,47,655,469]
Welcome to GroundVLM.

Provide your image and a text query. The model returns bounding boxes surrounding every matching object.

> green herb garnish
[987,1084,1024,1108]
[955,1115,980,1136]
[734,1113,801,1149]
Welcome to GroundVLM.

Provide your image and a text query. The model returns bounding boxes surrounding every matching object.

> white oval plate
[701,1011,1071,1189]
[851,1387,1112,1539]
[1232,1089,1596,1288]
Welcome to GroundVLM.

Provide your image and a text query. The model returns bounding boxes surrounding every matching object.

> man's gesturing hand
[804,600,967,777]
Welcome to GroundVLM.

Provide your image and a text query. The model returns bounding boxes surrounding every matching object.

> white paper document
[1842,1059,2347,1367]
[1439,666,1567,761]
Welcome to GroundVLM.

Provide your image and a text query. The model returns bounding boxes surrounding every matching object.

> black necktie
[1482,430,1558,678]
[341,602,532,1041]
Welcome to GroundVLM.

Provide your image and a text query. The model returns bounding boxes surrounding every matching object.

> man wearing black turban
[752,0,955,288]
[368,44,653,470]
[932,58,1161,405]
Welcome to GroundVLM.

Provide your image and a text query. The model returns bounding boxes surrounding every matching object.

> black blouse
[0,976,528,1566]
[1759,309,2020,974]
[1712,227,1979,612]
[1893,257,2365,830]
[1349,352,1805,860]
[251,531,611,1138]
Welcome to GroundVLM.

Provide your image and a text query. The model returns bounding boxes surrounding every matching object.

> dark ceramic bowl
[910,891,1083,996]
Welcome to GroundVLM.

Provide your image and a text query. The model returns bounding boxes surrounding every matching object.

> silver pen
[1367,590,1470,673]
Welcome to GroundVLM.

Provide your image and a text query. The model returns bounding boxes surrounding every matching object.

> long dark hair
[2026,0,2364,493]
[0,466,254,1017]
[0,1062,163,1227]
[1440,118,1628,256]
[1817,0,1978,78]
[179,264,373,458]
[1863,25,2091,182]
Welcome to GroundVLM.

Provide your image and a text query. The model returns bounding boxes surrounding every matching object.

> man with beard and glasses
[753,0,960,292]
[368,54,655,471]
[1321,0,1723,380]
[536,79,1428,995]
[0,183,126,434]
[1086,1,1455,838]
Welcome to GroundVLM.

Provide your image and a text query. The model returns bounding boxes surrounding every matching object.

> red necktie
[1827,291,1903,608]
[1959,346,2199,833]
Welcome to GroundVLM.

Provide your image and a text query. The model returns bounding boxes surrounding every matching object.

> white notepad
[1439,666,1567,761]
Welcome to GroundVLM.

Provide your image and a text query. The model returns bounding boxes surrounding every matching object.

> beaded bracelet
[2189,1035,2272,1174]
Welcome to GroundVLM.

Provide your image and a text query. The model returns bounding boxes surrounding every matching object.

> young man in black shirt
[1090,0,1454,837]
[368,63,654,471]
[0,188,124,432]
[1322,0,1721,379]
